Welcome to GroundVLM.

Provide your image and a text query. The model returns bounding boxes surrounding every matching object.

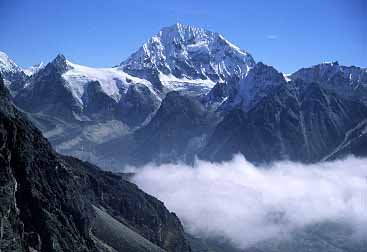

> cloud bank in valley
[132,155,367,249]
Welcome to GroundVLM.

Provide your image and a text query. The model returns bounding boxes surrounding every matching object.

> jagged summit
[290,61,367,104]
[23,61,44,76]
[221,62,288,111]
[120,23,255,86]
[1,26,367,173]
[15,51,159,124]
[48,53,73,73]
[0,51,23,75]
[0,51,28,91]
[157,22,221,48]
[0,73,191,252]
[291,61,366,82]
[53,53,67,63]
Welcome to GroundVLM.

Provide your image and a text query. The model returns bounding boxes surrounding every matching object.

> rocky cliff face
[0,74,191,252]
[220,62,288,112]
[290,62,367,104]
[13,23,256,128]
[131,91,219,165]
[15,55,81,122]
[324,119,367,160]
[93,91,219,167]
[14,54,159,125]
[0,51,28,95]
[201,80,367,163]
[1,24,367,169]
[121,23,255,92]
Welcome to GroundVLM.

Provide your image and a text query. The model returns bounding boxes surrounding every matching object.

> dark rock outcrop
[120,23,255,88]
[117,83,161,127]
[14,55,81,122]
[201,81,367,163]
[324,119,367,160]
[130,91,219,165]
[0,73,191,252]
[290,62,367,104]
[82,81,118,121]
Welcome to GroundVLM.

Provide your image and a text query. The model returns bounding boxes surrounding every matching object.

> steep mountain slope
[120,23,255,95]
[290,62,367,104]
[2,24,258,170]
[2,24,367,169]
[93,91,219,168]
[15,54,159,125]
[0,51,28,94]
[0,73,191,252]
[201,81,367,163]
[0,51,23,77]
[15,54,82,121]
[12,54,161,168]
[23,62,44,76]
[220,62,288,111]
[200,75,241,110]
[131,91,219,165]
[13,23,256,125]
[324,119,367,160]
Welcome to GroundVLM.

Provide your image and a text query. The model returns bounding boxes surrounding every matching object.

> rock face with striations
[290,62,367,104]
[95,91,219,167]
[219,62,288,112]
[2,24,367,169]
[0,73,191,252]
[14,54,81,121]
[0,51,28,95]
[201,80,367,163]
[14,53,160,125]
[131,91,219,165]
[120,22,255,94]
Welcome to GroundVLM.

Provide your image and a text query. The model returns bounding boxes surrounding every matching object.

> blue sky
[1,0,366,73]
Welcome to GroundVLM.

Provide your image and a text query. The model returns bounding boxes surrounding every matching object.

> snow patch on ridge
[158,71,216,91]
[23,62,44,76]
[218,34,249,57]
[121,23,256,93]
[283,74,291,82]
[62,60,154,105]
[0,51,22,74]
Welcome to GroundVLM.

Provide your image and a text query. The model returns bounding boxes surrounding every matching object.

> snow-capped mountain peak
[0,51,22,74]
[290,61,367,84]
[221,62,287,111]
[14,53,162,125]
[0,51,28,91]
[120,23,255,94]
[50,53,73,73]
[32,55,155,106]
[290,62,367,104]
[62,60,148,104]
[159,22,213,44]
[23,62,45,76]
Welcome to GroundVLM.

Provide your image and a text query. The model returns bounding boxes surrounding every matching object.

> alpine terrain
[1,23,367,170]
[0,72,191,252]
[1,22,367,252]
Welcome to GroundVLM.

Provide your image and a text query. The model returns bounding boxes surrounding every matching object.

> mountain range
[0,73,191,252]
[1,23,367,252]
[1,23,367,170]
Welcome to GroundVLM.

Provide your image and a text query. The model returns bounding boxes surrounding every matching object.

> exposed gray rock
[201,81,367,163]
[0,73,191,252]
[290,62,367,104]
[121,23,255,89]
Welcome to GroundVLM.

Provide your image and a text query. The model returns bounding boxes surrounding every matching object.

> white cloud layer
[132,155,367,249]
